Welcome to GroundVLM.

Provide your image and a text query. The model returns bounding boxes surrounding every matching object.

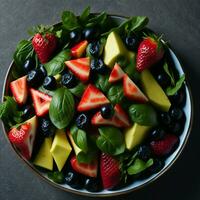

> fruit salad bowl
[1,9,193,197]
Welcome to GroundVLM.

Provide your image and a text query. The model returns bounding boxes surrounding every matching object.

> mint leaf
[166,74,185,96]
[69,82,86,97]
[163,62,175,86]
[94,74,111,93]
[107,84,124,105]
[62,11,80,30]
[79,6,90,24]
[127,158,154,175]
[76,129,88,153]
[47,171,65,184]
[97,126,125,155]
[76,151,96,164]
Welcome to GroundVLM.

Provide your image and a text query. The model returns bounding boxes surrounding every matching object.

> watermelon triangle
[109,63,125,83]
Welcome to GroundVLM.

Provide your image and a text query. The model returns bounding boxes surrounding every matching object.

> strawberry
[71,40,88,58]
[65,57,90,82]
[30,88,52,116]
[8,116,37,160]
[100,153,120,189]
[91,104,130,128]
[77,84,109,112]
[136,36,164,72]
[108,63,124,83]
[10,75,28,105]
[70,156,98,178]
[150,134,179,156]
[123,74,148,103]
[32,33,57,64]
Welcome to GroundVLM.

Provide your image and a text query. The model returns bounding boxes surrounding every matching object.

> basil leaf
[79,6,90,24]
[94,74,111,93]
[49,87,74,129]
[97,126,125,155]
[128,16,149,33]
[163,62,175,86]
[77,151,96,164]
[87,12,107,27]
[166,74,185,96]
[69,82,86,97]
[47,171,65,184]
[62,11,80,30]
[129,104,158,126]
[44,50,71,76]
[38,86,55,97]
[107,84,124,104]
[127,158,153,175]
[76,129,88,153]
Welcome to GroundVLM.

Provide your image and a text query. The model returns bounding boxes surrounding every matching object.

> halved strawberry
[91,104,130,128]
[8,116,37,160]
[100,153,120,189]
[70,156,98,178]
[10,75,28,105]
[71,40,88,58]
[30,88,52,116]
[123,74,148,103]
[65,57,90,82]
[77,84,109,112]
[108,63,124,83]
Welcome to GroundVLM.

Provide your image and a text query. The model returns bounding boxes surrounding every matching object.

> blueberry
[100,104,114,119]
[23,58,35,73]
[159,112,171,127]
[85,178,102,192]
[43,76,57,90]
[169,88,186,107]
[87,41,103,58]
[69,29,82,44]
[27,69,44,88]
[149,128,166,141]
[90,59,107,74]
[170,107,183,121]
[21,105,35,120]
[61,72,77,88]
[125,35,140,51]
[168,122,182,135]
[39,64,47,77]
[82,27,100,41]
[76,113,89,130]
[137,145,152,162]
[65,171,84,189]
[148,159,165,174]
[40,118,56,137]
[156,73,170,88]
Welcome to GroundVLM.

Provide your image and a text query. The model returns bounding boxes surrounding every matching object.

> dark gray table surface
[0,0,200,199]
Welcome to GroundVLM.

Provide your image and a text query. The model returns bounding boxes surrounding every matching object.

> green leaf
[76,151,96,164]
[87,12,107,27]
[97,126,125,155]
[49,88,74,129]
[76,129,88,153]
[107,84,124,104]
[166,74,185,96]
[62,11,80,30]
[69,82,86,97]
[47,171,65,184]
[94,74,111,93]
[129,104,158,126]
[127,158,153,175]
[163,62,175,86]
[79,6,90,24]
[44,50,71,76]
[38,86,55,96]
[128,16,149,33]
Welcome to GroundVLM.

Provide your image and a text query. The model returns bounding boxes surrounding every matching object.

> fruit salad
[1,7,187,192]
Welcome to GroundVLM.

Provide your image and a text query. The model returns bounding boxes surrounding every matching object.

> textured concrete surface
[0,0,200,199]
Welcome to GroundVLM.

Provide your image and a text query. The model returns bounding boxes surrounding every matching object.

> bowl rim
[1,14,194,197]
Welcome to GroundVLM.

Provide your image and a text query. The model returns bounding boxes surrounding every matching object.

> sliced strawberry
[100,153,120,189]
[30,88,52,116]
[10,75,28,105]
[91,104,130,128]
[8,116,37,160]
[108,63,124,83]
[123,74,148,103]
[71,40,88,58]
[70,156,98,178]
[65,57,90,82]
[77,84,109,112]
[150,134,179,157]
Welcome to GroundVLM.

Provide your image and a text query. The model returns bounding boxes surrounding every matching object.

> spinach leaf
[49,87,74,129]
[79,6,91,25]
[129,104,158,126]
[44,50,71,76]
[77,151,97,164]
[166,74,185,96]
[127,158,153,175]
[69,82,86,97]
[96,126,125,155]
[163,62,175,86]
[76,129,88,153]
[107,84,124,104]
[62,11,80,30]
[94,74,111,93]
